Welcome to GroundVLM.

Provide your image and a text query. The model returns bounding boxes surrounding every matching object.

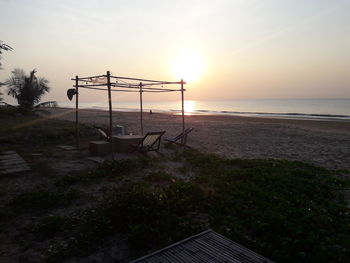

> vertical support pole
[107,71,114,160]
[181,79,185,144]
[139,82,143,136]
[75,76,79,148]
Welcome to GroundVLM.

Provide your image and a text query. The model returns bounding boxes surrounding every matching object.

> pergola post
[107,70,114,160]
[139,82,144,135]
[181,79,185,144]
[75,76,79,148]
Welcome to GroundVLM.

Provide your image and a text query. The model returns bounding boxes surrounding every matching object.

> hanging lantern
[67,88,77,100]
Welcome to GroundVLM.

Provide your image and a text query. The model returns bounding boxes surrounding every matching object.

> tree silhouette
[0,40,13,70]
[5,69,53,113]
[0,41,13,102]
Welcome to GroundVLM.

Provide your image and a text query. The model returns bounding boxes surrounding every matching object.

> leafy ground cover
[181,150,350,263]
[0,110,349,262]
[31,150,350,263]
[55,158,151,187]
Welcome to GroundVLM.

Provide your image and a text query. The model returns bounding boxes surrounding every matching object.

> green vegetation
[10,189,80,210]
[181,150,350,263]
[4,68,56,113]
[55,158,150,186]
[40,181,203,262]
[0,114,94,151]
[33,150,349,263]
[144,170,173,183]
[32,215,66,237]
[0,40,13,70]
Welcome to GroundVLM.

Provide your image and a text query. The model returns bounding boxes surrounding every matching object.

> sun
[172,50,204,83]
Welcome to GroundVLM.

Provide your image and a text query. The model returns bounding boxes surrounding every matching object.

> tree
[0,41,13,102]
[0,41,13,70]
[5,69,53,113]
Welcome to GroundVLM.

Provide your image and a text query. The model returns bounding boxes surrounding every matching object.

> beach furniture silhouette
[164,127,194,146]
[93,126,110,141]
[90,126,111,155]
[132,131,165,153]
[114,135,144,153]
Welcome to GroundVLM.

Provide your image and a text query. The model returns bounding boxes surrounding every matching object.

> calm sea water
[59,99,350,120]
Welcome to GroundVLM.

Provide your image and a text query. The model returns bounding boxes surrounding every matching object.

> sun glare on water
[172,51,204,83]
[184,100,196,114]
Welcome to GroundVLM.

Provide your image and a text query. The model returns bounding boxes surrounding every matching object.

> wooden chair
[164,128,194,146]
[132,131,166,153]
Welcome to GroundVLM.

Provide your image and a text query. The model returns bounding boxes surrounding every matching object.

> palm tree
[0,41,13,102]
[5,69,54,113]
[0,41,13,70]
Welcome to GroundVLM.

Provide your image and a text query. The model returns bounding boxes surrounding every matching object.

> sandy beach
[48,107,350,170]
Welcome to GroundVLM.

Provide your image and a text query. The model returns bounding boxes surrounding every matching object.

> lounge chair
[164,127,194,146]
[132,131,166,153]
[93,126,110,141]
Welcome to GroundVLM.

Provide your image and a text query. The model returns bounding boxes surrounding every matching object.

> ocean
[59,99,350,121]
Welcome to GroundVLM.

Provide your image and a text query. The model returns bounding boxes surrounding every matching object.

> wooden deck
[0,151,31,174]
[131,229,274,263]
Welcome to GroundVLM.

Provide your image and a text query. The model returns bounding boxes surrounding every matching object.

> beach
[48,108,350,170]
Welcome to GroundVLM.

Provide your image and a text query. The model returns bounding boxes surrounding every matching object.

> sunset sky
[1,0,349,104]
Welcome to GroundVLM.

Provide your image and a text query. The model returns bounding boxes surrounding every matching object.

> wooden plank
[3,163,30,169]
[130,230,274,263]
[0,154,19,160]
[57,145,77,151]
[0,159,26,165]
[2,151,17,154]
[2,166,31,174]
[0,151,30,174]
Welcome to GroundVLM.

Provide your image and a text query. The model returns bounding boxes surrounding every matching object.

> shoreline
[57,105,350,122]
[52,107,350,133]
[47,107,350,170]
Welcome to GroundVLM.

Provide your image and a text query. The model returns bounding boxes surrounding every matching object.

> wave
[169,109,350,120]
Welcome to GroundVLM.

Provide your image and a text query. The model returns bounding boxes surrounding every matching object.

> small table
[113,135,144,153]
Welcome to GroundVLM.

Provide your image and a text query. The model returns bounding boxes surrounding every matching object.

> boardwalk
[131,229,274,263]
[0,151,31,174]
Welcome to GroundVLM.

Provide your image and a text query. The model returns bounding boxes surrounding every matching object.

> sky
[0,0,349,104]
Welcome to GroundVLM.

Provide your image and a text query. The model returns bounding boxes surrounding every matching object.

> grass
[55,158,151,186]
[37,150,350,262]
[0,110,95,151]
[41,181,204,262]
[181,149,350,263]
[10,189,80,210]
[32,215,66,237]
[144,170,174,183]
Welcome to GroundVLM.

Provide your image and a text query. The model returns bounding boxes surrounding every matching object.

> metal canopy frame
[71,71,186,159]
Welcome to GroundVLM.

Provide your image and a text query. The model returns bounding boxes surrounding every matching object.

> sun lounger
[93,126,110,141]
[132,131,166,153]
[164,127,194,146]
